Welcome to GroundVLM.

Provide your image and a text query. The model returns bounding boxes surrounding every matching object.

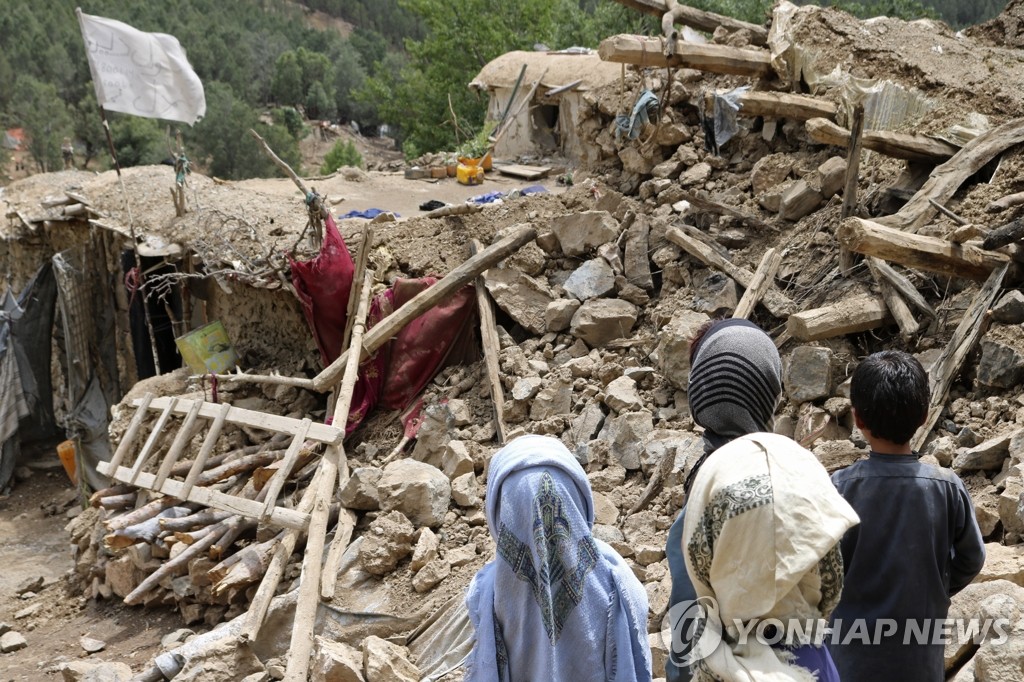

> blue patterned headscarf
[465,435,653,681]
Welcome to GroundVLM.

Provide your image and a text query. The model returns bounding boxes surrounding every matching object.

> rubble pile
[5,1,1024,679]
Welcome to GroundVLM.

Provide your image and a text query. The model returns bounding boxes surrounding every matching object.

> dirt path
[0,473,196,679]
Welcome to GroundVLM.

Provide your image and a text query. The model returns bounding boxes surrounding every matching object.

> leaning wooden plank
[677,190,772,231]
[495,164,551,180]
[128,398,179,485]
[867,258,920,339]
[342,224,373,351]
[733,248,782,319]
[98,463,309,530]
[839,104,866,275]
[879,117,1024,231]
[837,217,1010,281]
[107,392,154,471]
[471,240,509,445]
[868,258,937,319]
[598,34,772,78]
[805,118,959,163]
[707,90,837,122]
[666,225,796,317]
[911,264,1008,451]
[259,419,312,521]
[131,396,342,444]
[284,272,373,682]
[611,0,768,45]
[787,294,892,342]
[312,225,538,391]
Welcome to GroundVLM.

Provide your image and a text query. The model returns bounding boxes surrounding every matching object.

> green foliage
[320,140,363,174]
[109,115,166,167]
[273,107,307,139]
[10,76,73,172]
[71,91,107,169]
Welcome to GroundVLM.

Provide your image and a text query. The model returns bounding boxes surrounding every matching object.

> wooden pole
[470,239,508,444]
[598,34,773,78]
[284,269,373,682]
[839,104,865,275]
[805,117,959,163]
[312,225,537,391]
[249,128,328,247]
[733,248,782,319]
[867,258,920,340]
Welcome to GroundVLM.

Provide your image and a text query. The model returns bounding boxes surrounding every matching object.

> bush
[320,140,363,174]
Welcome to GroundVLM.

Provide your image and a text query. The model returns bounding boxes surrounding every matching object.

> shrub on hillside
[321,140,363,174]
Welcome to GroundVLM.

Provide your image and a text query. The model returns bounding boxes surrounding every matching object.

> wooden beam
[839,104,866,275]
[678,190,772,230]
[707,90,837,122]
[312,225,537,391]
[988,191,1024,214]
[837,217,1010,281]
[133,396,342,445]
[867,258,937,319]
[787,294,892,342]
[806,117,959,163]
[598,34,772,78]
[666,225,796,317]
[982,217,1024,251]
[911,264,1008,451]
[867,258,919,339]
[471,240,508,444]
[611,0,768,45]
[879,117,1024,232]
[733,248,781,319]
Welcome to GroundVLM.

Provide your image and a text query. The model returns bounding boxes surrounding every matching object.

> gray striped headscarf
[688,319,782,445]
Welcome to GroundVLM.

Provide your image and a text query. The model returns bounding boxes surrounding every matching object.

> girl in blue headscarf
[465,434,652,681]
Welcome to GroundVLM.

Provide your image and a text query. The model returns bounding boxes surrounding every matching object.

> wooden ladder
[97,394,342,530]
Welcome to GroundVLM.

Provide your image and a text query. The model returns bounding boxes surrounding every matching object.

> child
[829,350,985,680]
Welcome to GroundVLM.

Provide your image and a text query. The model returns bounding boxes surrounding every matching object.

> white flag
[76,9,206,125]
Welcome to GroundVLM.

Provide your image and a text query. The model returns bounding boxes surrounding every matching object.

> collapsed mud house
[4,0,1024,680]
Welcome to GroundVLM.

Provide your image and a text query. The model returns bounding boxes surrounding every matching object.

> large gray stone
[529,372,573,421]
[778,178,824,221]
[545,299,581,332]
[564,259,616,301]
[60,661,133,682]
[357,511,416,576]
[692,272,739,315]
[945,579,1024,672]
[312,637,365,682]
[599,411,655,470]
[954,432,1017,472]
[785,346,833,403]
[751,153,794,195]
[977,543,1024,587]
[976,334,1024,390]
[483,267,556,334]
[340,468,382,511]
[624,213,654,291]
[570,298,638,348]
[412,557,451,593]
[604,376,643,413]
[550,211,621,257]
[1,630,27,653]
[377,461,451,528]
[993,290,1024,324]
[362,636,420,682]
[655,310,711,390]
[173,638,265,682]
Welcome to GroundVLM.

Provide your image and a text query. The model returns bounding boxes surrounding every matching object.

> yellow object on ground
[175,321,238,374]
[457,162,485,186]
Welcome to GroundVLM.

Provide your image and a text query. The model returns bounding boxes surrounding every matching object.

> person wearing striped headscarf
[664,319,859,682]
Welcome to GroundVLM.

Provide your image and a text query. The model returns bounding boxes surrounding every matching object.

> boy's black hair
[850,350,929,446]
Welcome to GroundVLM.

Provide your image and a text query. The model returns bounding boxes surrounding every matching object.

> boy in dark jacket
[829,351,986,680]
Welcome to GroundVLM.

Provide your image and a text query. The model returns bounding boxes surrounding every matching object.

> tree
[109,115,166,168]
[271,51,304,106]
[306,81,335,120]
[320,140,363,174]
[10,76,72,172]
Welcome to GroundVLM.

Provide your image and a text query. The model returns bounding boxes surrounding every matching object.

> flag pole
[98,104,163,376]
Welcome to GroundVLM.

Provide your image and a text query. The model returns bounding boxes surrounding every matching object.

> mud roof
[469,50,623,92]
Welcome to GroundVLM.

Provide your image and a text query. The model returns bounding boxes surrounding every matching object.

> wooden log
[285,270,373,681]
[470,240,508,445]
[733,248,782,319]
[131,397,341,444]
[988,191,1024,213]
[107,392,154,472]
[868,258,937,320]
[342,224,373,351]
[677,190,772,231]
[424,203,483,219]
[260,421,312,521]
[195,450,286,487]
[98,493,136,511]
[612,0,768,45]
[312,225,538,391]
[839,104,866,275]
[192,371,314,390]
[706,90,837,122]
[158,508,232,533]
[598,34,772,78]
[180,402,232,499]
[90,485,135,507]
[911,264,1008,451]
[666,225,796,317]
[210,518,256,561]
[248,129,328,222]
[867,258,920,339]
[949,224,988,245]
[805,118,959,163]
[105,496,179,532]
[210,533,283,593]
[105,507,194,550]
[837,217,1010,281]
[787,294,892,342]
[123,519,233,605]
[982,218,1024,251]
[880,117,1024,232]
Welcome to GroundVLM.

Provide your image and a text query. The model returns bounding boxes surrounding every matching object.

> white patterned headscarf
[465,435,653,682]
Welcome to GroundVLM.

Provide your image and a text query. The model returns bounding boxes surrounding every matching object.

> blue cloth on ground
[337,208,399,219]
